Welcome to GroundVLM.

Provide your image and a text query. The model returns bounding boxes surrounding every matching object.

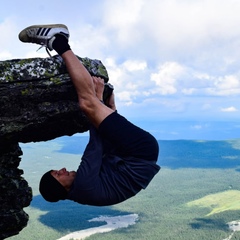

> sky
[1,0,240,138]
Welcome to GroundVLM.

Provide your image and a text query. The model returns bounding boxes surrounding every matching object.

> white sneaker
[18,24,69,51]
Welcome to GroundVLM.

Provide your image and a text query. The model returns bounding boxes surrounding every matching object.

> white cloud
[69,26,109,59]
[104,57,150,105]
[102,0,145,44]
[151,62,185,95]
[207,75,240,96]
[116,90,139,104]
[194,73,212,81]
[221,107,238,112]
[149,64,240,97]
[141,0,240,51]
[104,57,126,90]
[122,60,147,72]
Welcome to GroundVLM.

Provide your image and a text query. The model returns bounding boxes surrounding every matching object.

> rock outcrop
[0,55,112,239]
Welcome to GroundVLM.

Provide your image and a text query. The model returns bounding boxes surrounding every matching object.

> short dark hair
[39,170,68,202]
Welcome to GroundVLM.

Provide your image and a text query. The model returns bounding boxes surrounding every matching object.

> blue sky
[1,0,240,137]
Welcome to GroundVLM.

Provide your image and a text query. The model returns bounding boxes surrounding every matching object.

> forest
[8,137,240,240]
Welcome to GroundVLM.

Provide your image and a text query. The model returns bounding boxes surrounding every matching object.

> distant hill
[157,139,240,169]
[54,135,89,154]
[53,135,240,170]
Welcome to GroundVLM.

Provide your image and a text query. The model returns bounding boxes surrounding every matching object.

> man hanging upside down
[18,24,160,206]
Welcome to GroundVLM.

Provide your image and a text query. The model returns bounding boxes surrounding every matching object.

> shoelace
[36,45,52,58]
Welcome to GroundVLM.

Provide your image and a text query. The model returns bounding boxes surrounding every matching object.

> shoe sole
[19,24,68,42]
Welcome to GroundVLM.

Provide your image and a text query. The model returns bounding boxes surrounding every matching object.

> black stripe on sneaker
[40,28,47,36]
[45,28,51,36]
[36,28,52,36]
[36,28,42,36]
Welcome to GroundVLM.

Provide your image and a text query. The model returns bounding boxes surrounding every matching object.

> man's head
[39,168,76,202]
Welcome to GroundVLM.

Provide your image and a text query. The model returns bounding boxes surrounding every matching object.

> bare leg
[61,50,114,128]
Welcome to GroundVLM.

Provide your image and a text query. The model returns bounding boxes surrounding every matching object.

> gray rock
[0,55,112,239]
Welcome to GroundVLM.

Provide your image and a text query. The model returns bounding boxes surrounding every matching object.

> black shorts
[98,112,159,161]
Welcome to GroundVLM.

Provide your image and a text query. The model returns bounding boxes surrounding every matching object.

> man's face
[51,168,76,191]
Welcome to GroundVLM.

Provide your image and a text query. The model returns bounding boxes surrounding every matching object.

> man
[19,24,160,206]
